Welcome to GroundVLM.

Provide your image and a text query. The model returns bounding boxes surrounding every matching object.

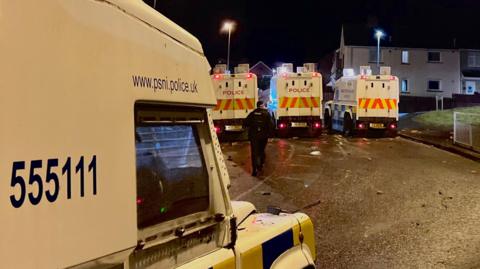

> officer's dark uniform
[244,103,274,176]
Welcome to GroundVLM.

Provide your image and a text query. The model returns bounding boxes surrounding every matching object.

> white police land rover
[0,1,316,268]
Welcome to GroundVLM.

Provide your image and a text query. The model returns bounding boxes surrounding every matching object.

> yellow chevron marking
[381,99,388,109]
[359,98,365,109]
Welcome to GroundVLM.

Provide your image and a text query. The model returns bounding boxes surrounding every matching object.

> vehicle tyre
[387,129,398,138]
[343,113,353,137]
[277,129,289,138]
[308,126,322,138]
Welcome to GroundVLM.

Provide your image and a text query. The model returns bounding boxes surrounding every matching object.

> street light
[375,30,384,69]
[221,20,235,73]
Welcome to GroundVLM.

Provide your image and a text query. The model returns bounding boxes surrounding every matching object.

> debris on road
[367,157,373,161]
[227,155,233,161]
[260,191,271,196]
[376,190,384,195]
[441,196,453,209]
[310,151,321,156]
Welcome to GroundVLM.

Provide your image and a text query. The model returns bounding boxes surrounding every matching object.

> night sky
[144,0,480,68]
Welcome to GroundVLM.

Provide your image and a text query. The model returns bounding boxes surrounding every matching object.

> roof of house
[342,24,480,50]
[250,61,273,75]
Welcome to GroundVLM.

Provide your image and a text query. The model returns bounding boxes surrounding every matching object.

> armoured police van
[269,63,323,137]
[211,64,258,140]
[0,1,316,268]
[324,66,399,136]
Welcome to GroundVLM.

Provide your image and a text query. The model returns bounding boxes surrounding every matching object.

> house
[250,61,274,90]
[461,49,480,95]
[333,25,462,99]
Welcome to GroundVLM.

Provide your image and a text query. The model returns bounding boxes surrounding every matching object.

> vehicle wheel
[387,129,398,138]
[343,114,353,137]
[324,111,332,131]
[308,126,322,138]
[277,129,289,138]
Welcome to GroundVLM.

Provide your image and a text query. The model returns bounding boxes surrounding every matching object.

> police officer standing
[243,101,274,176]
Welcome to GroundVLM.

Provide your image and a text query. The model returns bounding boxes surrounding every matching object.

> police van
[0,1,316,268]
[324,66,399,136]
[269,63,323,137]
[211,64,258,140]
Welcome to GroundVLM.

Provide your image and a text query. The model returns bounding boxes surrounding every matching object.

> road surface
[223,135,480,268]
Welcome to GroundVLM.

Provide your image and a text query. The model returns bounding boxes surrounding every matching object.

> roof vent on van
[281,63,294,73]
[235,64,250,74]
[359,66,372,76]
[303,63,317,72]
[380,66,391,76]
[343,68,355,77]
[213,64,227,74]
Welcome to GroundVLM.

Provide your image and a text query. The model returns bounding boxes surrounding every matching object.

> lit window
[428,52,441,62]
[468,53,480,67]
[401,51,409,64]
[401,80,409,92]
[428,80,441,91]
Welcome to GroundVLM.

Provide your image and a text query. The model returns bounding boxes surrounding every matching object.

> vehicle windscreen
[135,104,210,229]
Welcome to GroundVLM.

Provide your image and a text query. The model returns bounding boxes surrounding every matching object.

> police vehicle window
[135,104,209,229]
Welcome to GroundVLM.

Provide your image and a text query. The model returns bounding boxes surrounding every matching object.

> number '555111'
[9,156,97,208]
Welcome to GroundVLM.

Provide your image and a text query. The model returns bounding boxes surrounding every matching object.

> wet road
[223,135,480,269]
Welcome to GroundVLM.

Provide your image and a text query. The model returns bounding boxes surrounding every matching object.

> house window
[468,53,480,67]
[428,80,441,91]
[465,81,476,94]
[401,50,409,64]
[428,52,441,62]
[369,48,382,63]
[401,80,409,92]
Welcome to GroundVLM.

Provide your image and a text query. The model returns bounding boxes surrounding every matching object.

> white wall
[342,46,461,98]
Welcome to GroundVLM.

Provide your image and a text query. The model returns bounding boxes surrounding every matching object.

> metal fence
[453,112,480,152]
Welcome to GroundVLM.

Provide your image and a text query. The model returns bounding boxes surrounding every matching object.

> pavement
[223,135,480,268]
[399,113,480,162]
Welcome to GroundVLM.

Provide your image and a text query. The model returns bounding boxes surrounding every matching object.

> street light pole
[227,26,231,73]
[221,21,235,73]
[375,30,384,70]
